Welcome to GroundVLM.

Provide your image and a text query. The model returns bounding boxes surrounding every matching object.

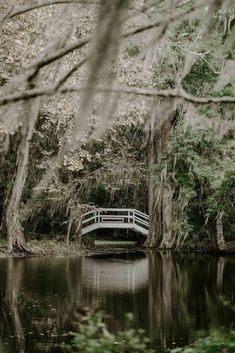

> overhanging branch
[0,85,234,106]
[7,0,98,19]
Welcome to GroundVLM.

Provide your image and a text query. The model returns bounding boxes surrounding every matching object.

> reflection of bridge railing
[82,257,148,292]
[82,208,149,236]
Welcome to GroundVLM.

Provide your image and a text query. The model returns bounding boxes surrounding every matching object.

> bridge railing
[82,208,149,230]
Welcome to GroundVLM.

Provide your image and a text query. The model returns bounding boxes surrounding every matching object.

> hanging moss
[155,128,235,246]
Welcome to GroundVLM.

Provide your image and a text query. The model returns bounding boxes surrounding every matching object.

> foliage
[64,311,153,353]
[182,56,219,96]
[2,118,148,239]
[153,46,184,90]
[64,312,235,353]
[172,330,235,353]
[156,127,235,244]
[125,44,140,57]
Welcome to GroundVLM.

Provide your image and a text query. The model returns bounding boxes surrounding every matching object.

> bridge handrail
[83,208,148,216]
[82,215,97,225]
[81,208,149,236]
[99,208,136,211]
[82,209,96,218]
[82,209,149,227]
[133,210,149,220]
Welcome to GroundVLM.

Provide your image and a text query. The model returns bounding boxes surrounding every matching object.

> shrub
[64,311,153,353]
[172,330,235,353]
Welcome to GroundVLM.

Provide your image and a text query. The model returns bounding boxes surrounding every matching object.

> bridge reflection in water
[0,253,235,353]
[82,256,148,292]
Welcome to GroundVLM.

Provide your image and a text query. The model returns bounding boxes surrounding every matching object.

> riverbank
[1,239,235,258]
[0,239,139,258]
[0,239,86,258]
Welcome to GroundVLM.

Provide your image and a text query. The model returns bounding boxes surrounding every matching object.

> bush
[64,311,153,353]
[172,330,235,353]
[63,311,235,353]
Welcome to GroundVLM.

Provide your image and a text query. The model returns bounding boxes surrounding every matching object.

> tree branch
[0,84,235,106]
[7,0,98,19]
[2,0,203,83]
[54,57,87,89]
[123,1,202,39]
[27,35,90,72]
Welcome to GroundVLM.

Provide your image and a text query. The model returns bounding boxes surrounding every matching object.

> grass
[0,238,137,257]
[29,239,84,256]
[0,238,85,257]
[95,240,136,246]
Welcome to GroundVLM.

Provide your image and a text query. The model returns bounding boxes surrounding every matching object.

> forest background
[0,0,234,254]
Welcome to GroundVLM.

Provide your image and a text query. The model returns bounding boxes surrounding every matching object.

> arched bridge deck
[82,208,149,236]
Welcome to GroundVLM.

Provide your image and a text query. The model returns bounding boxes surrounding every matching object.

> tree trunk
[215,211,226,251]
[144,126,162,247]
[144,101,173,248]
[159,185,174,249]
[5,85,41,253]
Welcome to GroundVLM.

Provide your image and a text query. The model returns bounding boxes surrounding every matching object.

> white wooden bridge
[81,208,149,236]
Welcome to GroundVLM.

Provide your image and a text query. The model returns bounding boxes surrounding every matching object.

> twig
[54,57,87,90]
[167,37,220,74]
[27,35,90,72]
[123,3,199,39]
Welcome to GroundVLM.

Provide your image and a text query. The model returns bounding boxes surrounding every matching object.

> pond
[0,252,235,353]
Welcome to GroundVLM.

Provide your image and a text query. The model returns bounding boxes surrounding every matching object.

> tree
[144,3,235,249]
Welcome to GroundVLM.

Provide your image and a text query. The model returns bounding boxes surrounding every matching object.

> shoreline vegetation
[60,310,235,353]
[1,239,235,258]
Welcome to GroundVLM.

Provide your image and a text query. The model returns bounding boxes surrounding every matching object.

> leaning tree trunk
[215,211,226,251]
[5,88,41,253]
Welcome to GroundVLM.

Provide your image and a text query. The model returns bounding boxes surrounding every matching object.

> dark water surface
[0,252,235,353]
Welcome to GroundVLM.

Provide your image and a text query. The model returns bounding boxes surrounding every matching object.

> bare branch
[0,84,235,106]
[1,0,204,89]
[19,2,200,75]
[27,35,90,72]
[123,1,202,39]
[54,57,87,89]
[6,0,99,19]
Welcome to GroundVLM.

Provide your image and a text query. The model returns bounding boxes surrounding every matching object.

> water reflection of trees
[1,259,25,353]
[0,254,235,353]
[147,253,235,350]
[0,258,85,353]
